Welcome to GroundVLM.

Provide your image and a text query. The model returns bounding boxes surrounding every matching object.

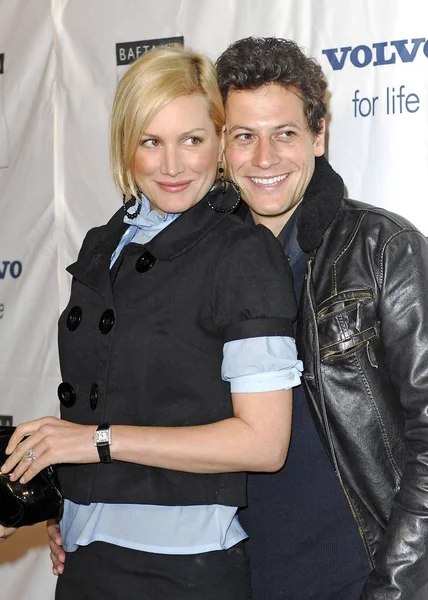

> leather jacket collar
[297,156,344,253]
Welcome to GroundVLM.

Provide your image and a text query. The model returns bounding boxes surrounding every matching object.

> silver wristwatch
[93,423,113,463]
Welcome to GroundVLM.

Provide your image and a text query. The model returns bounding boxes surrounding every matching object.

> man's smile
[249,174,289,186]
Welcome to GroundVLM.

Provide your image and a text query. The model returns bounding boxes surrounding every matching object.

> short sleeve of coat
[210,224,297,342]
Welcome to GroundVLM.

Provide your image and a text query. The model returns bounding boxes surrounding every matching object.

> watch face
[96,429,110,444]
[98,431,109,443]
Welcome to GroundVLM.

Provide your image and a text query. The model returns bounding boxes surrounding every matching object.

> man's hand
[0,525,17,543]
[47,519,65,575]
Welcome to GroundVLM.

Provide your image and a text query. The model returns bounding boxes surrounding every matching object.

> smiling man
[217,37,428,600]
[224,83,324,236]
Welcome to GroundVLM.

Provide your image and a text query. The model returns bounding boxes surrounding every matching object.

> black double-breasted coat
[57,189,297,507]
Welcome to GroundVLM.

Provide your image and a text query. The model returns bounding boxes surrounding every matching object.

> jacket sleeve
[361,229,428,600]
[209,224,297,342]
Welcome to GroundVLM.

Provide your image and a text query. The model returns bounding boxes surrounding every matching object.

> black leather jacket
[296,157,428,600]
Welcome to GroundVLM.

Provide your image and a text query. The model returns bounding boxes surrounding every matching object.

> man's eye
[184,136,203,146]
[278,130,297,140]
[235,133,254,142]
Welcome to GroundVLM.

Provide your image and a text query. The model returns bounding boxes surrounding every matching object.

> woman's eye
[183,136,203,146]
[140,139,159,148]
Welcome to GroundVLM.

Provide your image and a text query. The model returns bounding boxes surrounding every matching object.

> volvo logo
[322,38,428,70]
[0,260,23,279]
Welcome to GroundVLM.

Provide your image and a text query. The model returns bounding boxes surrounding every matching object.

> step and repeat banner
[1,0,427,598]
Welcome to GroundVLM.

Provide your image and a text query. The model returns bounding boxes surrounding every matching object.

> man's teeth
[251,174,287,185]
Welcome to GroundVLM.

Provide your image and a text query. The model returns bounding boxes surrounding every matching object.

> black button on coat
[98,309,115,334]
[57,382,76,408]
[66,306,82,331]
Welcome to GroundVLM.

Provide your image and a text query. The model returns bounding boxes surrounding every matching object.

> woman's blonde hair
[110,44,224,200]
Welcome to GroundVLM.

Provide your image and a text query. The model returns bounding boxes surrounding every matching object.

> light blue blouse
[61,196,303,554]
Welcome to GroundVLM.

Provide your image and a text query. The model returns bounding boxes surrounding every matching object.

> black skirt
[55,541,252,600]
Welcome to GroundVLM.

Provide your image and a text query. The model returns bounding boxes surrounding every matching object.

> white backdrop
[1,1,427,598]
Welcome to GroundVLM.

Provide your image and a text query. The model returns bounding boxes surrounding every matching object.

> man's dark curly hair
[216,37,327,134]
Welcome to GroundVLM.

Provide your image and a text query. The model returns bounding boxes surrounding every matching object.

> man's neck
[250,200,303,238]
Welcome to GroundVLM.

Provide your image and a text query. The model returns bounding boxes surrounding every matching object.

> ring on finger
[25,448,37,462]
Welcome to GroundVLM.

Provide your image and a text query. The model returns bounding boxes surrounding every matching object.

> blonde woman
[2,45,302,599]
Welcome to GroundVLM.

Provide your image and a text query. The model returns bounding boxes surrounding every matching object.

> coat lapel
[145,186,236,260]
[64,186,238,300]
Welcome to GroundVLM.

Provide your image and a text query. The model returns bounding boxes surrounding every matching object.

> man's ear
[314,119,326,157]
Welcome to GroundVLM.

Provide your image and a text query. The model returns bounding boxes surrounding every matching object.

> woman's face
[133,94,222,215]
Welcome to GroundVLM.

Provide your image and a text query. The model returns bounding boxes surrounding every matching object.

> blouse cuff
[221,335,303,394]
[229,369,302,394]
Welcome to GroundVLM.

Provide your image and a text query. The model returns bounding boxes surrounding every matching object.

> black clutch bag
[0,426,63,528]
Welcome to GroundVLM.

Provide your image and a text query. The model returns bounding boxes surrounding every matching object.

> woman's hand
[0,416,98,483]
[47,519,65,576]
[0,525,17,543]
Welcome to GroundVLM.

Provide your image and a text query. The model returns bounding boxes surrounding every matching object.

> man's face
[224,84,325,234]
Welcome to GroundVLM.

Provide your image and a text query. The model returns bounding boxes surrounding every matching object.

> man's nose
[253,138,280,169]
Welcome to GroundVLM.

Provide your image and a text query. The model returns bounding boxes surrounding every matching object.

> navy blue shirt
[240,205,371,599]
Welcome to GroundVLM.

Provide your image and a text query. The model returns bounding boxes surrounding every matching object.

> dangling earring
[206,166,241,213]
[123,194,142,219]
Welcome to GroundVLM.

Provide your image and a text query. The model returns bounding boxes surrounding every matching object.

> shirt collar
[277,203,305,266]
[124,192,180,229]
